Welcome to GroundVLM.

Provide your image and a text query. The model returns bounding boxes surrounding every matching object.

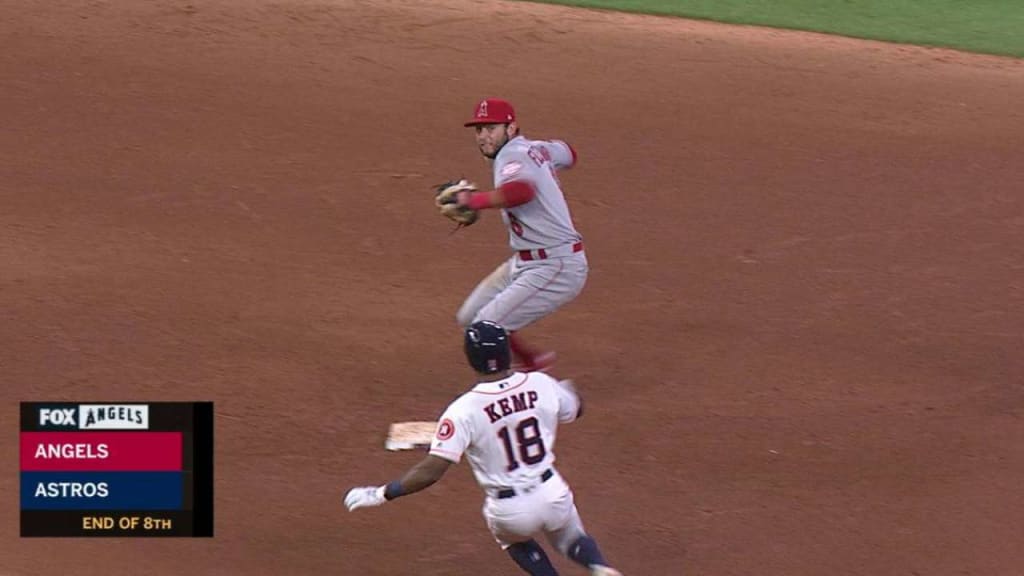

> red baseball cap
[464,98,516,127]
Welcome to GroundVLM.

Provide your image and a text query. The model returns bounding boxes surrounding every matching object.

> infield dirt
[2,1,1023,574]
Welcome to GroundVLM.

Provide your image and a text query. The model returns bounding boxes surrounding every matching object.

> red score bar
[20,432,183,471]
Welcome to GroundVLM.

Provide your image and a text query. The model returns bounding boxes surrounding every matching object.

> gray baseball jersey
[456,135,588,332]
[493,136,581,251]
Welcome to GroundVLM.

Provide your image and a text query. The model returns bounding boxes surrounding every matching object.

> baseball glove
[434,179,480,227]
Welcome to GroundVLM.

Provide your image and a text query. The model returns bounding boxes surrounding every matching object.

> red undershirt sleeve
[465,180,536,210]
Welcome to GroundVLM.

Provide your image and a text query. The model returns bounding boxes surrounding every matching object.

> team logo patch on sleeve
[500,161,523,177]
[436,418,455,440]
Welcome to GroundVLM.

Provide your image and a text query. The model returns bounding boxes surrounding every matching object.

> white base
[384,421,437,451]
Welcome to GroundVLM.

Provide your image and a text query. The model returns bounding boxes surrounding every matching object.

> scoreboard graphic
[20,402,213,537]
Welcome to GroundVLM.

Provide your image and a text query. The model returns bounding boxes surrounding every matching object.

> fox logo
[39,408,77,427]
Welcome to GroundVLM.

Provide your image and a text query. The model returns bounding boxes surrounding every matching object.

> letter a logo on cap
[465,98,515,127]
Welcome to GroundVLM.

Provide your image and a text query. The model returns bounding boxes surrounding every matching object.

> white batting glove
[344,485,387,511]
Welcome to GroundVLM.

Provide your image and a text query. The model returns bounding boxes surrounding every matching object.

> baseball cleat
[512,350,557,372]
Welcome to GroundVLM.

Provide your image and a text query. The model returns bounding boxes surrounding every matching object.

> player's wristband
[383,480,404,501]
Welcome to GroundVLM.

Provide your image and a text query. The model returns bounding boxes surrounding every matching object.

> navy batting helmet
[464,320,511,374]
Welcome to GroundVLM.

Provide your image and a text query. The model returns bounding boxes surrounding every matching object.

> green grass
[520,0,1024,58]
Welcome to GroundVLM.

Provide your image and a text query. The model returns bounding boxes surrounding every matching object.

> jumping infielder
[443,98,588,371]
[345,321,622,576]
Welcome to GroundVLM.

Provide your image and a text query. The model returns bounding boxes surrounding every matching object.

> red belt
[518,242,584,262]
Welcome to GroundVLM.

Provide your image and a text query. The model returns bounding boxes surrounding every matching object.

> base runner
[345,321,622,576]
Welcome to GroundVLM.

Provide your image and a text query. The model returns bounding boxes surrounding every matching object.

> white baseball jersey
[429,371,581,492]
[493,136,582,252]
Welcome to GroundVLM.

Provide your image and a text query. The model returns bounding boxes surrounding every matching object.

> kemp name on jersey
[483,391,539,424]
